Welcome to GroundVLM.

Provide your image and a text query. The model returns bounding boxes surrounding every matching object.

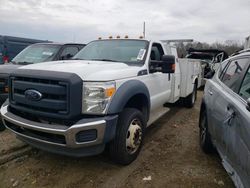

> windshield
[12,44,61,64]
[73,40,148,64]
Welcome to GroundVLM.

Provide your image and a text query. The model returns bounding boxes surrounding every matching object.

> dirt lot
[0,91,234,188]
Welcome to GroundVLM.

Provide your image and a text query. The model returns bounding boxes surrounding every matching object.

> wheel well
[124,94,149,121]
[194,78,198,86]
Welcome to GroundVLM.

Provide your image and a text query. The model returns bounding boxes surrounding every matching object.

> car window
[219,60,230,79]
[12,44,61,64]
[220,58,249,92]
[150,43,164,61]
[60,46,79,59]
[239,65,250,100]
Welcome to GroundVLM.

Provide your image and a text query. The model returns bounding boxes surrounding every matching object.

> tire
[109,108,146,165]
[199,108,214,153]
[184,83,197,108]
[0,118,6,132]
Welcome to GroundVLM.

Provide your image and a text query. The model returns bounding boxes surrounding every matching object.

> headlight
[82,82,116,114]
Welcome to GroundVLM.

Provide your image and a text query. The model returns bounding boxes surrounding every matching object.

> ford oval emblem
[24,89,43,101]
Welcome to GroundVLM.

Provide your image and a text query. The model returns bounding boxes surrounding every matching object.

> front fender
[107,80,150,114]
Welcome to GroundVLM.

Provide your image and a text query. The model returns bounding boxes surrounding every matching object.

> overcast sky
[0,0,249,44]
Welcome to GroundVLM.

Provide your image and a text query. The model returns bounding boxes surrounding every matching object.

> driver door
[144,43,172,113]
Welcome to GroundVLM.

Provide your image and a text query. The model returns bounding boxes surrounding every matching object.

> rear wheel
[185,83,197,108]
[0,119,5,132]
[199,109,214,153]
[109,108,145,165]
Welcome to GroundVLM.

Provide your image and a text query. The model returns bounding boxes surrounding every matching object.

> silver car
[199,49,250,188]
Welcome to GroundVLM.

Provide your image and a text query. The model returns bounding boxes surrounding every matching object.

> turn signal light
[172,64,176,71]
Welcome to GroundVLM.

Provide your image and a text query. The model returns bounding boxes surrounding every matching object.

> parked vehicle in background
[0,43,85,131]
[0,35,48,64]
[245,36,250,49]
[199,49,250,188]
[186,49,228,86]
[1,38,200,164]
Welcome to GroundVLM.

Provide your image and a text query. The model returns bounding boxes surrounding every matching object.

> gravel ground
[0,91,234,188]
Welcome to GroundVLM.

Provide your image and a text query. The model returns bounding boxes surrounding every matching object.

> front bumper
[1,102,118,156]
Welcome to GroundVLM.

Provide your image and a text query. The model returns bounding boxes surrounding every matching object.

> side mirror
[61,54,73,60]
[149,55,175,74]
[247,98,250,112]
[65,53,73,59]
[204,70,215,79]
[161,55,175,73]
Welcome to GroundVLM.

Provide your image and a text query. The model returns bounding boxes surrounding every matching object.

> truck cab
[1,39,199,164]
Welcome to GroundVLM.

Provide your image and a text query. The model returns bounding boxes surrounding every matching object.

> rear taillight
[3,56,9,63]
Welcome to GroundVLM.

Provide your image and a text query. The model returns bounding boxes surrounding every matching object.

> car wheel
[199,108,214,153]
[185,83,197,108]
[0,118,6,132]
[109,108,146,165]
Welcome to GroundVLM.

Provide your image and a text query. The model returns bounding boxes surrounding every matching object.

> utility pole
[143,22,146,39]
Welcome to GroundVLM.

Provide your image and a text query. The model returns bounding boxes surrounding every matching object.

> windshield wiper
[89,58,121,62]
[17,61,33,65]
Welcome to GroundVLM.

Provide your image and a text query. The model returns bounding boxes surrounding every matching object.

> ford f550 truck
[1,39,199,164]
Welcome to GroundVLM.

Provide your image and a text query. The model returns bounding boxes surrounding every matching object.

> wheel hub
[126,119,142,154]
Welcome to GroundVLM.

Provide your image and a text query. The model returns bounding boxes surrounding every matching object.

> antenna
[143,22,146,39]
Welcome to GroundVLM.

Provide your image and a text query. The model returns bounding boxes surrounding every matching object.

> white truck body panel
[19,60,141,81]
[178,58,200,98]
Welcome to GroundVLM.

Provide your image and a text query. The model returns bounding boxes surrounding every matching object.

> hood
[19,60,143,81]
[0,64,22,75]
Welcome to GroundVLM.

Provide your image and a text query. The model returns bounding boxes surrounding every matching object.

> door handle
[224,107,236,126]
[208,90,213,95]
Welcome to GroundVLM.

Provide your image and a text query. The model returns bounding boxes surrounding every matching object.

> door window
[220,58,249,92]
[150,43,164,61]
[239,65,250,100]
[60,46,79,59]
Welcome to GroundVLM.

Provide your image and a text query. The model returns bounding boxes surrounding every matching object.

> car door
[146,43,172,111]
[207,57,249,157]
[229,63,250,187]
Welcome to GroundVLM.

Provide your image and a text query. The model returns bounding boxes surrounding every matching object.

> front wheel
[199,109,214,153]
[109,108,146,165]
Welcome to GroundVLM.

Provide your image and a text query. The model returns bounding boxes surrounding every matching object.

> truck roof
[31,42,86,46]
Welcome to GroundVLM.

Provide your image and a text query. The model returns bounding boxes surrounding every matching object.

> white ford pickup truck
[1,39,200,164]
